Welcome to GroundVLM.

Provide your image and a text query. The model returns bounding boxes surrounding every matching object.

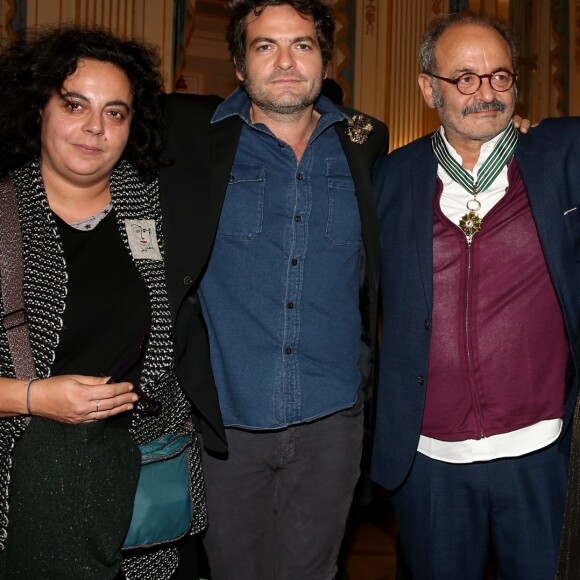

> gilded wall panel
[25,0,174,89]
[354,0,389,131]
[0,0,14,42]
[1,0,25,42]
[354,0,448,150]
[330,0,351,103]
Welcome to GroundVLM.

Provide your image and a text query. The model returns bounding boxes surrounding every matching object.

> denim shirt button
[287,302,294,309]
[296,173,304,180]
[284,347,292,355]
[291,258,298,266]
[295,215,302,223]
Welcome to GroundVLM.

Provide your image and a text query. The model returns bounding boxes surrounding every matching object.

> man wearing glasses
[371,13,580,579]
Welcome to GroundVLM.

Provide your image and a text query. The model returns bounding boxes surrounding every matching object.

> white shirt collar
[438,124,511,178]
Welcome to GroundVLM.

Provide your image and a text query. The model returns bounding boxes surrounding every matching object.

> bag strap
[0,177,36,379]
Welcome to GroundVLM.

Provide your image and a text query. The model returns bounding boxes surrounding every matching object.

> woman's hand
[28,375,138,423]
[513,115,531,133]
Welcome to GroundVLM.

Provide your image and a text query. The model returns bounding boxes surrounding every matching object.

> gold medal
[431,123,519,240]
[460,194,482,237]
[459,211,482,236]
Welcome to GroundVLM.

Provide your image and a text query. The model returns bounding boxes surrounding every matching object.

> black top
[52,209,150,427]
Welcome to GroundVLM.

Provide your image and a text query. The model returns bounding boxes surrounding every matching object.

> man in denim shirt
[197,2,388,578]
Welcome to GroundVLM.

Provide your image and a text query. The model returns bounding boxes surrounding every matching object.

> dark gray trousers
[200,397,364,580]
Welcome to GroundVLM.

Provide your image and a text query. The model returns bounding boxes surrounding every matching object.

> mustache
[462,100,506,116]
[267,72,306,82]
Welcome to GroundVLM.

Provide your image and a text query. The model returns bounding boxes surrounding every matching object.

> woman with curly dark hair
[0,26,165,179]
[0,27,206,579]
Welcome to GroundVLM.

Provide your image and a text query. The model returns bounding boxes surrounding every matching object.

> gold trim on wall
[25,0,174,90]
[331,0,351,103]
[353,0,449,150]
[1,0,18,41]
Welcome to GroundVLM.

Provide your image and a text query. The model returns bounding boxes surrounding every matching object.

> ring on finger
[94,399,100,414]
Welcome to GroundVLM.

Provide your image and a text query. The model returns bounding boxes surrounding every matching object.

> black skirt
[0,417,140,579]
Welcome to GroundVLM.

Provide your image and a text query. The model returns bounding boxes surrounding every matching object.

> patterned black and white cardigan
[0,160,206,579]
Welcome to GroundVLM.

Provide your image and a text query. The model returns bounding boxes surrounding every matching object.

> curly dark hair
[226,0,335,79]
[0,26,165,179]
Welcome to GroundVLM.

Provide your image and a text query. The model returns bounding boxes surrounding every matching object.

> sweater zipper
[465,236,486,438]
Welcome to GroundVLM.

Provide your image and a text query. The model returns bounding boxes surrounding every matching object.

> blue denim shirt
[199,88,362,429]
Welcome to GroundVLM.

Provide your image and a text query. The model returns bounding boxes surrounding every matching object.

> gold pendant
[459,211,482,237]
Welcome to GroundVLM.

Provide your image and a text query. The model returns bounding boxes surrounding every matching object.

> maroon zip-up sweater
[421,161,569,441]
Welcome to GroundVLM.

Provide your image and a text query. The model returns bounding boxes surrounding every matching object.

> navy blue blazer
[159,93,388,454]
[370,117,580,491]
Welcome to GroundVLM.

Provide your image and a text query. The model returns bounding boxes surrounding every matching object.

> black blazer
[159,92,388,453]
[371,117,580,491]
[159,93,227,454]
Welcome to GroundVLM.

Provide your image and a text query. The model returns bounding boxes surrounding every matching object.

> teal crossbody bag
[122,433,194,550]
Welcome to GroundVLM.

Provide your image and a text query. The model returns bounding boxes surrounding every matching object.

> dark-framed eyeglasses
[430,71,517,95]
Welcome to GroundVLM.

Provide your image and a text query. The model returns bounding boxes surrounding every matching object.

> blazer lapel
[515,134,548,244]
[160,114,243,321]
[412,139,438,315]
[209,114,244,233]
[335,125,380,287]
